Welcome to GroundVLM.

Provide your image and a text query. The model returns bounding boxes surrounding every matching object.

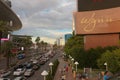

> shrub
[46,59,59,80]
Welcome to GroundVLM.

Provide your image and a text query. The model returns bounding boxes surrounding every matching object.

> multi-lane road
[29,51,62,80]
[0,50,62,80]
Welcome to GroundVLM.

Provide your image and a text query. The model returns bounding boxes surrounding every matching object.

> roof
[0,0,22,31]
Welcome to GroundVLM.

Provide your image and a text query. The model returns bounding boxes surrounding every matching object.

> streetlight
[49,62,54,75]
[69,55,72,59]
[71,58,74,62]
[104,62,108,71]
[75,61,79,72]
[41,70,48,80]
[71,58,74,70]
[71,58,74,65]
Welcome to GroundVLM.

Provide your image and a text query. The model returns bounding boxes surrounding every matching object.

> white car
[14,76,26,80]
[13,68,26,76]
[32,60,38,64]
[24,69,34,77]
[0,78,10,80]
[0,70,11,77]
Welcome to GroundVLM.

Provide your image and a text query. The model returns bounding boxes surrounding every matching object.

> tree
[64,34,119,69]
[1,41,13,69]
[64,35,84,68]
[97,49,120,73]
[40,41,44,52]
[35,37,40,45]
[35,37,40,51]
[64,35,84,55]
[44,42,48,51]
[0,21,12,54]
[0,21,13,69]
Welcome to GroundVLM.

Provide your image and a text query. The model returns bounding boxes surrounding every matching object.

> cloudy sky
[11,0,77,44]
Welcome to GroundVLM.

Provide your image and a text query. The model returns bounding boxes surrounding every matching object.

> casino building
[74,0,120,50]
[0,0,22,50]
[0,0,22,38]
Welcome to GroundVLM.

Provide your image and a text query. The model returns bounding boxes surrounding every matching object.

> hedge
[46,59,59,80]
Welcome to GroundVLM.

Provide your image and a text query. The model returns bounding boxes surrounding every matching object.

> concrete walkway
[54,58,74,80]
[54,57,100,80]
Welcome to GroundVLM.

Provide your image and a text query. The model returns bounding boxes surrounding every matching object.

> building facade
[74,0,120,50]
[0,0,22,51]
[64,34,72,43]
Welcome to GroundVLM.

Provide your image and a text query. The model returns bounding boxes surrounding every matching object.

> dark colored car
[32,64,40,70]
[26,63,33,69]
[17,54,25,59]
[39,60,46,65]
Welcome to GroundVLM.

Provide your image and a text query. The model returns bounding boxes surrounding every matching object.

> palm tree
[24,36,33,53]
[0,21,12,34]
[0,20,13,69]
[44,42,48,51]
[35,37,40,46]
[1,41,13,69]
[40,41,44,52]
[35,37,40,52]
[0,21,12,54]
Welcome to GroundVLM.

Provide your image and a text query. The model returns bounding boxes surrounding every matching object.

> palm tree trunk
[6,50,10,69]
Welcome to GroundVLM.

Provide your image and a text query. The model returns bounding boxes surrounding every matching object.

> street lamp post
[104,62,108,71]
[41,70,48,80]
[49,62,54,75]
[75,61,79,72]
[71,58,74,68]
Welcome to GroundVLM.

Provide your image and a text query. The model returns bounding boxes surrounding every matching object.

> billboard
[74,7,120,35]
[77,0,120,11]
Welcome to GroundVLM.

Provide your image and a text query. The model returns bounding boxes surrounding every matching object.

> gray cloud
[11,0,76,42]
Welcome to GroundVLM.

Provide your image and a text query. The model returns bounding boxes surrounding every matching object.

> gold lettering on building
[80,13,112,32]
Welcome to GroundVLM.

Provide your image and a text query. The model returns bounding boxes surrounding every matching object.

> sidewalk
[54,58,99,80]
[54,58,74,80]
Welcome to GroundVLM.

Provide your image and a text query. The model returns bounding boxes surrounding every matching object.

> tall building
[0,0,22,51]
[74,0,120,50]
[0,0,22,31]
[65,34,72,43]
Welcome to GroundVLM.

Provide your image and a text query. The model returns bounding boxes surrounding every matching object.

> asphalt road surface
[28,50,62,80]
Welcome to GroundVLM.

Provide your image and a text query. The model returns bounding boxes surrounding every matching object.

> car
[39,60,46,65]
[13,68,26,76]
[14,64,24,71]
[0,70,11,78]
[32,60,38,64]
[24,69,34,77]
[17,54,25,60]
[14,76,27,80]
[0,78,10,80]
[25,63,33,69]
[32,64,40,70]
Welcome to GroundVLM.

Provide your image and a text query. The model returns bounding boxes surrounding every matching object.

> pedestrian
[61,74,66,80]
[66,66,68,72]
[103,71,111,80]
[98,72,102,80]
[64,64,66,68]
[78,73,82,80]
[63,67,65,73]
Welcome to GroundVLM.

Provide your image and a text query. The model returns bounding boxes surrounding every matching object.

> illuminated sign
[74,7,120,35]
[77,0,120,11]
[1,34,10,41]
